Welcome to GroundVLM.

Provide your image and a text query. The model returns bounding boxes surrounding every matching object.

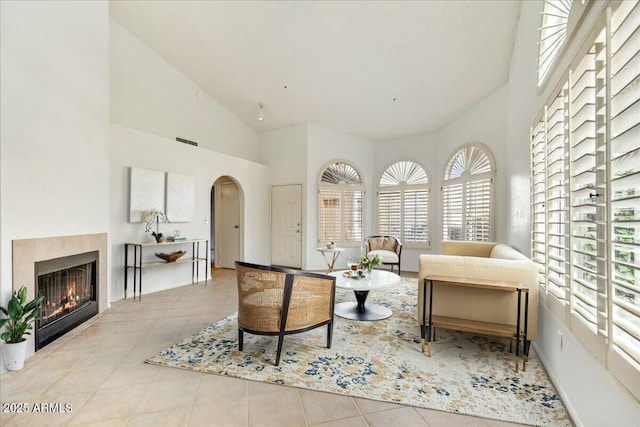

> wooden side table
[421,274,529,373]
[316,247,344,273]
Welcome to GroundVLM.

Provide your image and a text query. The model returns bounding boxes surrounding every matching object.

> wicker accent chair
[235,261,336,365]
[364,235,403,274]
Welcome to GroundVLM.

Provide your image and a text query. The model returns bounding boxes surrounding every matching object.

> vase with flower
[141,209,169,243]
[359,254,382,275]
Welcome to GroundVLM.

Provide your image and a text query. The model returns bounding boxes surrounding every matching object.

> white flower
[359,254,382,271]
[141,209,169,233]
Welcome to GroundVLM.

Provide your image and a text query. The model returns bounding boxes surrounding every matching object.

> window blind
[546,88,570,301]
[378,190,402,237]
[610,0,640,373]
[377,161,429,246]
[464,179,492,242]
[404,188,429,244]
[318,162,364,245]
[531,0,640,399]
[569,42,601,329]
[442,183,464,241]
[531,119,547,292]
[442,146,494,242]
[318,189,342,242]
[343,189,363,242]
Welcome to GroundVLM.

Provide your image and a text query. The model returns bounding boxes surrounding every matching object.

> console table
[421,274,529,372]
[124,239,208,300]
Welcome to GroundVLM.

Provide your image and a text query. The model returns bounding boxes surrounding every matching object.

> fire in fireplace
[35,251,99,350]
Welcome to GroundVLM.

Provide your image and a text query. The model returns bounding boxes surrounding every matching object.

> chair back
[364,235,402,254]
[235,262,336,334]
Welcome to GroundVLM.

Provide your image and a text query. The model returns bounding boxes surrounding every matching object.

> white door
[220,181,240,269]
[271,185,302,268]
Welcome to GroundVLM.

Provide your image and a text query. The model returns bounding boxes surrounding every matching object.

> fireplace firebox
[35,251,99,350]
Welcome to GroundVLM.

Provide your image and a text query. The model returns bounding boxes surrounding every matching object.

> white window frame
[377,161,430,249]
[441,144,496,242]
[317,160,365,247]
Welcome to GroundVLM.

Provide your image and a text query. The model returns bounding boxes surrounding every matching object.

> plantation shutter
[377,161,430,247]
[318,189,342,242]
[378,190,402,237]
[530,1,640,399]
[318,162,364,246]
[569,38,603,333]
[609,0,640,382]
[546,87,569,301]
[531,119,547,292]
[343,189,363,243]
[464,178,492,242]
[442,146,494,242]
[404,188,429,244]
[442,183,464,241]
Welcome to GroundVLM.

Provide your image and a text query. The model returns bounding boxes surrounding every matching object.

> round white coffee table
[329,269,401,321]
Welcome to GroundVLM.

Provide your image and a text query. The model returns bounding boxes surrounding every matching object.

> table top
[125,238,207,247]
[329,269,401,291]
[425,274,527,292]
[317,247,344,253]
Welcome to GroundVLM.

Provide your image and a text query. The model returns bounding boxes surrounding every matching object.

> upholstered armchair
[235,261,336,365]
[364,235,403,274]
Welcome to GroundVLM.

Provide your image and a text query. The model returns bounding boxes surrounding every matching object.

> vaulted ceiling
[110,1,521,142]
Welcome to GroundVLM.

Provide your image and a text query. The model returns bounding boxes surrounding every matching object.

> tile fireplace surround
[11,233,108,360]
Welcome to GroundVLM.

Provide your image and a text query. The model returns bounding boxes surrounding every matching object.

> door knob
[234,225,239,229]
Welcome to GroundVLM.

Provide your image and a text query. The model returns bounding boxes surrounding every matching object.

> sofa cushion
[490,244,530,261]
[369,237,398,251]
[368,249,399,263]
[440,241,497,257]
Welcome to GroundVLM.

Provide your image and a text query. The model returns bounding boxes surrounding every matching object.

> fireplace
[35,251,99,350]
[12,233,108,358]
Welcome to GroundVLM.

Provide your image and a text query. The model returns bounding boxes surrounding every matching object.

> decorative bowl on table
[155,250,186,263]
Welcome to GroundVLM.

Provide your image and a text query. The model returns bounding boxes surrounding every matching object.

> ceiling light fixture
[257,104,264,121]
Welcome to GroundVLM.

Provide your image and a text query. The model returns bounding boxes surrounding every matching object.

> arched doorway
[212,176,242,269]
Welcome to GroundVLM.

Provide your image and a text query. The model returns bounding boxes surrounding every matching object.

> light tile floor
[1,268,529,427]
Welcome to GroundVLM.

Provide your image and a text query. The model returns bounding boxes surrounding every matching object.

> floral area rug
[146,279,571,426]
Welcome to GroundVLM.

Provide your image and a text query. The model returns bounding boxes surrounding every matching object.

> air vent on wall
[176,137,198,147]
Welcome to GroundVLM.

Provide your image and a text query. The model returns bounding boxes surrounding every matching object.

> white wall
[260,123,375,271]
[506,1,640,424]
[0,1,110,303]
[260,124,308,185]
[110,19,261,164]
[374,85,509,272]
[109,18,270,301]
[110,125,270,300]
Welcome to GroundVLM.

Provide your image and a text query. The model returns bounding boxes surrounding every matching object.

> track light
[257,104,264,121]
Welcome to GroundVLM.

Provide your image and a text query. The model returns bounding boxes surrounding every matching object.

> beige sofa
[417,241,538,341]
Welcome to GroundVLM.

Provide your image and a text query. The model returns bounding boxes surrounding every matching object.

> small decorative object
[346,256,359,271]
[0,286,45,371]
[155,251,187,263]
[359,254,382,274]
[326,241,336,249]
[141,209,169,243]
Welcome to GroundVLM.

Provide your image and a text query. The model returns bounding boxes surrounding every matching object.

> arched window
[442,145,495,242]
[318,161,364,245]
[377,161,429,246]
[538,0,572,86]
